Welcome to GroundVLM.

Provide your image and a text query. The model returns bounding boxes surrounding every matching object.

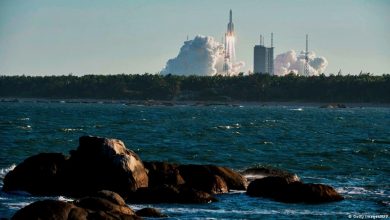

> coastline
[1,97,390,108]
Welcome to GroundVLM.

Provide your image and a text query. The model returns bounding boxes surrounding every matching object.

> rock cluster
[12,190,142,220]
[246,176,343,203]
[2,136,344,219]
[3,136,148,197]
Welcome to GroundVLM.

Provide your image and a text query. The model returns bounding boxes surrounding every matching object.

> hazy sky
[0,0,389,75]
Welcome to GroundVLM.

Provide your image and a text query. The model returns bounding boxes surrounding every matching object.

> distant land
[0,74,389,104]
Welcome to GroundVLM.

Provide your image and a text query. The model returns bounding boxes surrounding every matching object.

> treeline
[0,73,389,103]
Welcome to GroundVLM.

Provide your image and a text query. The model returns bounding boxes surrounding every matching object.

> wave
[17,125,32,130]
[17,117,30,121]
[216,123,241,130]
[354,138,390,144]
[59,128,84,132]
[243,174,268,180]
[0,164,16,180]
[336,186,387,198]
[130,205,356,217]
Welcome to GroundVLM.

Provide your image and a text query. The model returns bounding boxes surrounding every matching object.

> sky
[0,0,389,75]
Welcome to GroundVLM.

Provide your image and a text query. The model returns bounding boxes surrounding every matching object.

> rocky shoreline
[2,98,390,108]
[2,136,344,219]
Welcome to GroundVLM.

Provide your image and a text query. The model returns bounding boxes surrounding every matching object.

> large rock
[207,165,248,190]
[11,200,78,220]
[178,164,247,193]
[144,161,185,187]
[246,176,343,204]
[93,190,127,206]
[3,153,68,195]
[143,162,245,194]
[12,190,140,220]
[3,136,148,198]
[73,197,135,216]
[127,185,217,204]
[65,136,148,196]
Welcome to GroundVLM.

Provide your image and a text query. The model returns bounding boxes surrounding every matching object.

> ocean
[0,102,389,219]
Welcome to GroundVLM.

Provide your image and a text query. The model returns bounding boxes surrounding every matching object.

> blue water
[0,102,389,219]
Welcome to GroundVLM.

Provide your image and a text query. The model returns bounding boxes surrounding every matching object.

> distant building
[253,34,274,74]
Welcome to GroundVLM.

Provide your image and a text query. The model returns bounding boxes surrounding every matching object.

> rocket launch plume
[274,50,328,76]
[161,10,244,76]
[225,10,235,62]
[161,35,244,76]
[161,35,225,76]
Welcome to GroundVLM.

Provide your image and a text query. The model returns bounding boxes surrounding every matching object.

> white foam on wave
[5,201,33,210]
[337,186,370,196]
[337,186,387,197]
[60,128,83,132]
[0,164,16,180]
[243,174,267,180]
[57,195,73,202]
[264,119,277,123]
[18,125,32,130]
[217,123,241,130]
[228,190,246,194]
[0,194,74,218]
[290,108,303,111]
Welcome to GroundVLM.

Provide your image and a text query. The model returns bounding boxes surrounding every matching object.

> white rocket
[223,9,236,74]
[227,9,234,36]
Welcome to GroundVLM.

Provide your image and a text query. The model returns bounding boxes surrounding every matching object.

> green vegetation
[0,73,389,103]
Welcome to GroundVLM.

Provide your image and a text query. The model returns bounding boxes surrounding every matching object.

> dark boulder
[11,200,79,220]
[241,166,300,183]
[93,190,126,206]
[143,162,245,194]
[246,176,343,204]
[144,161,185,187]
[210,175,229,194]
[208,165,248,190]
[178,165,228,194]
[179,186,219,204]
[127,185,217,204]
[284,182,344,203]
[65,136,149,197]
[12,190,140,220]
[3,136,149,198]
[73,197,135,216]
[178,164,246,193]
[3,153,68,195]
[136,208,167,218]
[246,176,294,198]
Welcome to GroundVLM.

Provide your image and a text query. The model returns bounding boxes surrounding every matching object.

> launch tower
[253,33,274,74]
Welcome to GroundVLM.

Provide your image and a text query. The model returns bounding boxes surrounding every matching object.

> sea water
[0,102,389,219]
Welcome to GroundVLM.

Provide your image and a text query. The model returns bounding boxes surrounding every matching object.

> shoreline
[1,97,390,108]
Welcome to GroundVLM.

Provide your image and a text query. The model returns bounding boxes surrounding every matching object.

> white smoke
[274,50,328,76]
[161,35,244,76]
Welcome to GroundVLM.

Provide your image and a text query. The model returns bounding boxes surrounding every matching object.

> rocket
[227,9,234,36]
[223,9,235,73]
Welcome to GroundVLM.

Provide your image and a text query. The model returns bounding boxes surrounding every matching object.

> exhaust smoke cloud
[274,50,328,76]
[161,35,244,76]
